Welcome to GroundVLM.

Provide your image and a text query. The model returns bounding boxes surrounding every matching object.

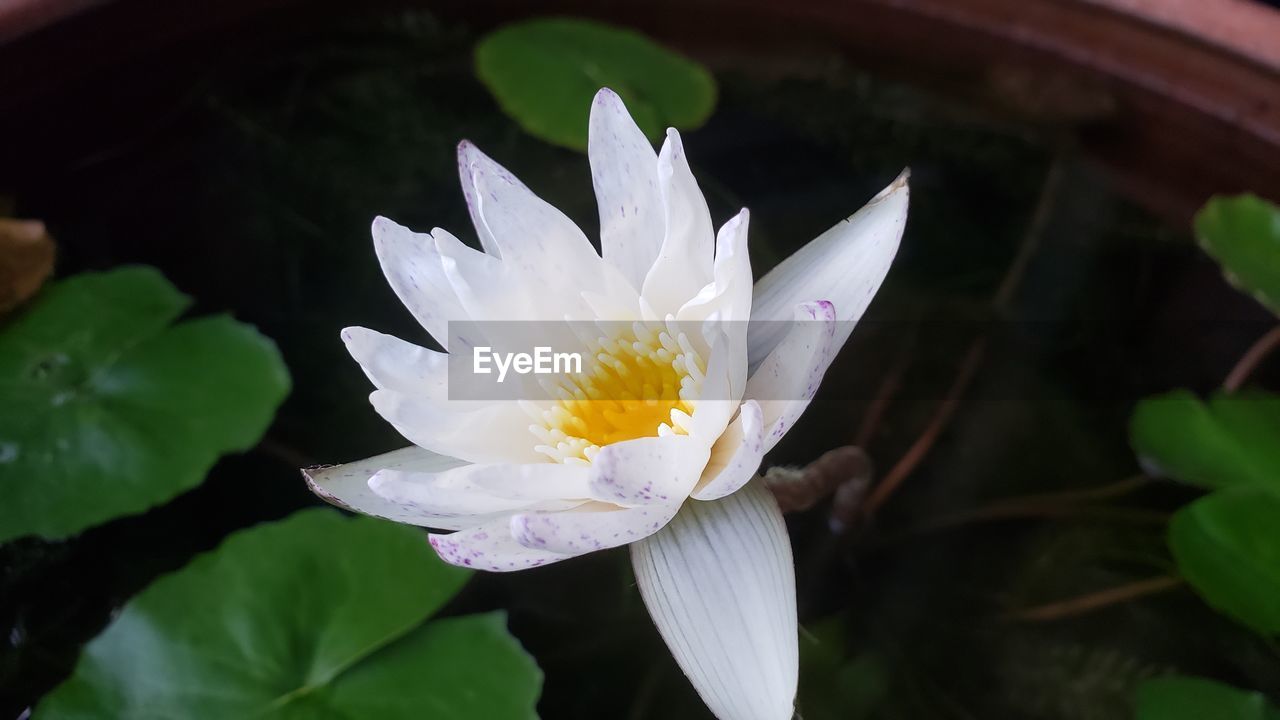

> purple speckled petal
[429,518,576,572]
[510,501,685,555]
[692,400,765,501]
[588,434,708,507]
[748,171,908,368]
[588,88,663,291]
[743,301,839,453]
[632,478,798,720]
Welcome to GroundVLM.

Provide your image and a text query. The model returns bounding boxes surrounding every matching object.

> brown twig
[859,157,1065,520]
[1223,325,1280,391]
[861,339,988,518]
[894,474,1163,533]
[853,327,917,447]
[1008,576,1184,622]
[766,446,872,515]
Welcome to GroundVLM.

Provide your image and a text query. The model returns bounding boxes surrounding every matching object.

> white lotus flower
[305,88,907,720]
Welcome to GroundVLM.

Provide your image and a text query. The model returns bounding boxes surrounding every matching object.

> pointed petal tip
[427,531,470,568]
[803,299,837,320]
[872,168,911,203]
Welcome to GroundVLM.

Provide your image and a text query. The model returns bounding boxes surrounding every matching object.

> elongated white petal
[430,226,512,321]
[748,171,908,366]
[457,141,637,319]
[689,329,743,442]
[693,400,765,501]
[678,208,753,327]
[632,479,798,720]
[430,517,576,571]
[589,88,663,291]
[641,129,715,315]
[371,217,468,349]
[369,389,546,465]
[302,445,467,526]
[589,435,709,506]
[369,462,588,518]
[744,301,838,453]
[341,326,448,399]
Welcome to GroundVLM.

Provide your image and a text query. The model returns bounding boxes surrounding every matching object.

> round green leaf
[1194,194,1280,314]
[1129,390,1280,492]
[35,509,542,719]
[1136,676,1280,720]
[0,267,291,542]
[475,17,716,150]
[1169,488,1280,635]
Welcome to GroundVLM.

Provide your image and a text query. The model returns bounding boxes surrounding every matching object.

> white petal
[631,478,798,720]
[588,435,709,506]
[371,217,468,349]
[678,209,753,327]
[641,129,716,315]
[457,140,637,318]
[689,329,743,442]
[430,226,511,322]
[369,462,588,518]
[511,502,681,555]
[693,400,765,501]
[589,88,663,291]
[369,389,545,465]
[429,518,576,572]
[302,445,468,527]
[748,171,908,366]
[513,435,709,553]
[341,326,448,400]
[744,301,838,453]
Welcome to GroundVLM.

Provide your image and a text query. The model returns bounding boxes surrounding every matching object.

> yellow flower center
[527,322,704,464]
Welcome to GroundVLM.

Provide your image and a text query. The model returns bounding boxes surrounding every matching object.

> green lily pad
[1129,390,1280,492]
[1136,675,1280,720]
[0,267,290,543]
[1194,194,1280,314]
[475,17,716,150]
[1169,488,1280,635]
[36,509,542,719]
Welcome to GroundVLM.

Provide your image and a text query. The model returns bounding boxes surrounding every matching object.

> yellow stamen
[532,323,700,463]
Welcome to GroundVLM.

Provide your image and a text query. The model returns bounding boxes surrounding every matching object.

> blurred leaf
[1130,390,1280,492]
[1135,675,1280,720]
[1169,488,1280,635]
[0,267,290,543]
[475,18,716,150]
[35,509,542,718]
[797,616,887,720]
[1194,194,1280,314]
[0,218,55,315]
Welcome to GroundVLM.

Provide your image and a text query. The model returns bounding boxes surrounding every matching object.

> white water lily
[305,88,907,720]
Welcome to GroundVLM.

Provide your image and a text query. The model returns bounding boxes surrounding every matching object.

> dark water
[2,7,1277,719]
